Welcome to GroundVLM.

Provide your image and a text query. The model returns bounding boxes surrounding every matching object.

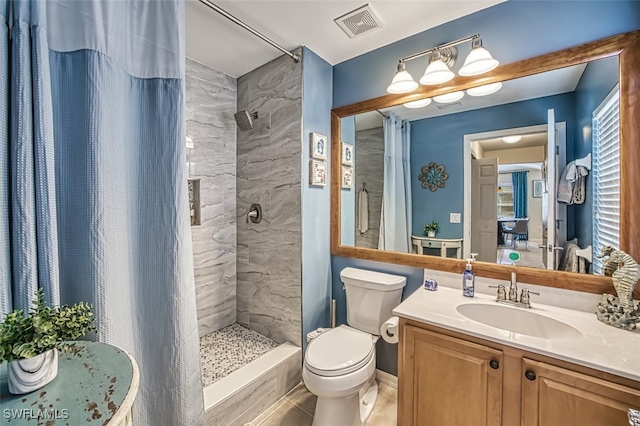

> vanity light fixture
[467,82,502,97]
[403,98,432,109]
[503,135,522,143]
[434,91,464,103]
[386,34,499,94]
[386,62,419,94]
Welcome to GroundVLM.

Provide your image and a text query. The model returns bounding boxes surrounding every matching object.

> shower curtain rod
[198,0,301,63]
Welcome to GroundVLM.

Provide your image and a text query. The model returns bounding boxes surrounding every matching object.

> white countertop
[393,285,640,382]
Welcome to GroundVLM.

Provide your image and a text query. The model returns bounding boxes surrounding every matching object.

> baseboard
[376,369,397,389]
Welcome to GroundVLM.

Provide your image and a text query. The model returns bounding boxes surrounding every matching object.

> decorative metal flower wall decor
[419,162,449,191]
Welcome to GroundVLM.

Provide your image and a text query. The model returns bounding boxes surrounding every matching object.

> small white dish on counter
[393,285,640,382]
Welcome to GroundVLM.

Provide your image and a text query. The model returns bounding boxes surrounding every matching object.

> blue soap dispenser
[463,253,478,297]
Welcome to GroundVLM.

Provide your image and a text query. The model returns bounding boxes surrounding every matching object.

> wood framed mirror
[330,30,640,294]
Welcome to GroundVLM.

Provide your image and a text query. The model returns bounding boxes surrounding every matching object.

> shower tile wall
[355,127,384,249]
[186,58,238,337]
[236,52,303,346]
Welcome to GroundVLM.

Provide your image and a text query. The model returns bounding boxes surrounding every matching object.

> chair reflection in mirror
[595,246,640,331]
[499,218,529,250]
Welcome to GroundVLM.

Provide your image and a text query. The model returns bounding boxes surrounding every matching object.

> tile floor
[200,323,278,387]
[247,381,397,426]
[497,247,545,269]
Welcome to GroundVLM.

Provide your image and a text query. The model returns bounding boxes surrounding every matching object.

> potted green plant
[424,221,440,238]
[0,289,95,394]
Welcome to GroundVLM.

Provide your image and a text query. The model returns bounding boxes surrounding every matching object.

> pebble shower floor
[200,323,278,387]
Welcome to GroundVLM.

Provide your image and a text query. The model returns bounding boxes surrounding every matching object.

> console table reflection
[411,236,463,259]
[0,341,139,425]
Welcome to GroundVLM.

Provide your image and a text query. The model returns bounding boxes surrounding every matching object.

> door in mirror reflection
[466,113,567,271]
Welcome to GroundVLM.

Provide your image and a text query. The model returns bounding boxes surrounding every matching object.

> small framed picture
[532,179,544,198]
[342,166,353,189]
[342,143,354,166]
[310,160,327,186]
[310,132,327,160]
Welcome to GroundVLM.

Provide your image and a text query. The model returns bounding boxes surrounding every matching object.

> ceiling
[354,63,588,131]
[478,132,547,152]
[185,0,505,78]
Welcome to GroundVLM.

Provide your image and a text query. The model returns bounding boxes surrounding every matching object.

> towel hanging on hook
[358,183,369,234]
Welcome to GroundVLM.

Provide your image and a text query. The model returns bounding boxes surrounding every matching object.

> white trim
[203,342,300,411]
[375,369,397,389]
[463,123,566,259]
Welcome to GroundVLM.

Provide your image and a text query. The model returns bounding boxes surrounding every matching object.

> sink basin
[456,303,583,339]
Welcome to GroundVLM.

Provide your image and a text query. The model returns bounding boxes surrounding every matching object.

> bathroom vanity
[393,286,640,426]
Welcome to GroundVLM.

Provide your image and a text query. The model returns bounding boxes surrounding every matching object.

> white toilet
[302,267,406,426]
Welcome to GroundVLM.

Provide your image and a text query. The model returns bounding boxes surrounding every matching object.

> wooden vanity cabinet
[398,318,640,426]
[399,325,503,426]
[521,358,640,426]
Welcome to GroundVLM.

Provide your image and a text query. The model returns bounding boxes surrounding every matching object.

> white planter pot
[8,349,58,394]
[427,231,436,238]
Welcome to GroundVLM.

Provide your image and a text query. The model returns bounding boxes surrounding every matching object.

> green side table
[0,342,139,425]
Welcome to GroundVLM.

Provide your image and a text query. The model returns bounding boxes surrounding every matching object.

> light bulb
[419,51,455,85]
[387,62,418,94]
[433,91,464,103]
[403,98,432,109]
[467,82,502,96]
[503,135,522,143]
[459,38,499,76]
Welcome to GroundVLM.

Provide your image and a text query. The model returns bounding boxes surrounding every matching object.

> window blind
[592,87,620,275]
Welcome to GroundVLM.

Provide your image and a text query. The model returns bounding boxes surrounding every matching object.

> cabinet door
[522,358,640,426]
[399,325,503,426]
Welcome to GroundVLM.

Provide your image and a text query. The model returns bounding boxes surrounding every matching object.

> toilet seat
[305,325,374,377]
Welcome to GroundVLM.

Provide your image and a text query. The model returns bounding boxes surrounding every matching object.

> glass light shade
[459,46,499,76]
[433,91,464,103]
[387,63,419,94]
[419,59,455,85]
[403,98,432,109]
[467,82,502,97]
[503,135,522,143]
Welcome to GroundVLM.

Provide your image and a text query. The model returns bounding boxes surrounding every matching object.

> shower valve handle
[246,203,262,224]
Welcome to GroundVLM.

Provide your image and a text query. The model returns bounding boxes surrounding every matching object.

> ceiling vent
[334,4,384,39]
[436,102,463,110]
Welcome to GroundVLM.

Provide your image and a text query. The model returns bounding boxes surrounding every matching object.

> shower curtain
[512,171,529,240]
[0,1,204,425]
[378,113,412,252]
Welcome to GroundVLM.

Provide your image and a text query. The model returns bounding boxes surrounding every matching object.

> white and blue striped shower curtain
[0,1,204,424]
[378,113,412,252]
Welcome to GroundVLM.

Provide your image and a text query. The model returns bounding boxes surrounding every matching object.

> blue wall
[410,93,576,239]
[572,56,619,249]
[330,0,640,375]
[333,1,640,107]
[340,116,356,246]
[331,256,423,375]
[302,47,333,351]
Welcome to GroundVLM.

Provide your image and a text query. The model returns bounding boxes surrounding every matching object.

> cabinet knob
[489,360,499,369]
[525,370,537,381]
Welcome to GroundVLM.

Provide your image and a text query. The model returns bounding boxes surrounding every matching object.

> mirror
[331,31,640,294]
[339,57,619,277]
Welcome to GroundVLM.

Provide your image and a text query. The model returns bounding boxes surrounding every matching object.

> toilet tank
[340,267,406,335]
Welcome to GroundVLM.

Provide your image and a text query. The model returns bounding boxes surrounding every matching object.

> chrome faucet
[489,272,540,309]
[508,272,518,301]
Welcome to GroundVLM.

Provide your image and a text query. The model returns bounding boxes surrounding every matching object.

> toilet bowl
[302,268,406,426]
[303,325,378,426]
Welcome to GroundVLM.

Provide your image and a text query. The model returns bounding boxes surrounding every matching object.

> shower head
[234,111,258,131]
